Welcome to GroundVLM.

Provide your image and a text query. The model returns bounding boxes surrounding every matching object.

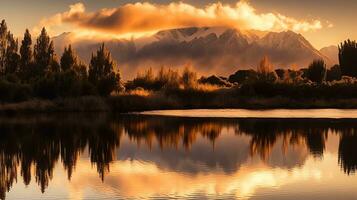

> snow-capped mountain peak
[53,27,334,78]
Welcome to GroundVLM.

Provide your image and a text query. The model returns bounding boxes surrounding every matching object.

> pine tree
[4,32,19,74]
[88,43,120,96]
[60,45,77,72]
[0,20,8,74]
[34,28,55,76]
[0,20,20,75]
[19,29,33,81]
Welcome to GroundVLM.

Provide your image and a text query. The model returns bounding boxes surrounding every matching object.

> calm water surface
[2,110,357,199]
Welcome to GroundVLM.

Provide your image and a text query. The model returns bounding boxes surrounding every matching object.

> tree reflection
[0,115,357,199]
[339,133,357,175]
[0,114,121,199]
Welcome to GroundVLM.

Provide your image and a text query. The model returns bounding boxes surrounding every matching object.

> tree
[19,29,33,81]
[88,43,120,96]
[156,67,180,89]
[257,56,277,82]
[258,56,273,74]
[4,32,19,74]
[307,59,327,83]
[0,20,7,74]
[326,64,342,82]
[181,67,197,89]
[339,40,357,77]
[60,45,77,72]
[34,28,56,76]
[74,62,88,80]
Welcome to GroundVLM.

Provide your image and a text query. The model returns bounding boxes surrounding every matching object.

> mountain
[53,27,332,78]
[320,45,339,65]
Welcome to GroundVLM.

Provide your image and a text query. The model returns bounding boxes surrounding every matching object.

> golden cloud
[34,1,327,37]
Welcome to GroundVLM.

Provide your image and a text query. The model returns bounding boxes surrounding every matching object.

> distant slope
[320,45,339,65]
[53,27,331,78]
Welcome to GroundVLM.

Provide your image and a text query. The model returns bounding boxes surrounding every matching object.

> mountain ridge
[53,27,336,78]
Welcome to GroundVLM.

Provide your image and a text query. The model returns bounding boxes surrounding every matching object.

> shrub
[97,72,120,96]
[326,65,342,82]
[307,59,327,83]
[256,56,278,83]
[181,67,197,89]
[228,70,257,84]
[34,71,93,99]
[0,79,32,102]
[199,75,232,87]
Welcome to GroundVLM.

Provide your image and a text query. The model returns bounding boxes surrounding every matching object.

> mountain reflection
[0,114,357,199]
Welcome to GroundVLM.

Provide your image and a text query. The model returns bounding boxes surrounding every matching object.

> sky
[0,0,356,49]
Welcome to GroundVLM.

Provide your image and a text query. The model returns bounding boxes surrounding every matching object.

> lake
[2,110,357,199]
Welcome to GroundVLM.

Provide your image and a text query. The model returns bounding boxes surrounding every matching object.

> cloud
[35,1,327,37]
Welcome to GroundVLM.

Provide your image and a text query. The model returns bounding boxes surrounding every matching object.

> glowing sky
[1,0,356,48]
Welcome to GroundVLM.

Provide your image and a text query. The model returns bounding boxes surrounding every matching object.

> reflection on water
[1,114,357,199]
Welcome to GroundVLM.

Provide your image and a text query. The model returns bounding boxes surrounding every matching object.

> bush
[97,72,120,96]
[125,67,182,91]
[228,70,257,84]
[0,79,32,102]
[199,75,232,87]
[307,59,327,83]
[34,71,95,99]
[181,67,197,89]
[326,65,342,82]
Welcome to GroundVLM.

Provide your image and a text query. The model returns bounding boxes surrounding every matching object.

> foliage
[33,28,56,77]
[256,56,278,83]
[307,59,327,83]
[326,65,342,82]
[0,20,124,101]
[339,40,357,77]
[19,29,33,81]
[125,67,181,91]
[0,20,20,75]
[0,18,356,109]
[228,69,257,84]
[88,43,121,96]
[199,75,232,87]
[60,45,77,72]
[156,67,180,89]
[0,78,32,102]
[0,20,8,74]
[4,32,19,74]
[181,67,197,89]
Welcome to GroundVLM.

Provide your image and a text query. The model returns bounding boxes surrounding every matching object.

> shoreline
[3,95,357,114]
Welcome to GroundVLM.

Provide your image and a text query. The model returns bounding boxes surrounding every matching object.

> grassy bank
[4,92,357,114]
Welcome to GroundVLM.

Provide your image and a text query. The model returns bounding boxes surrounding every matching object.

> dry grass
[126,88,151,96]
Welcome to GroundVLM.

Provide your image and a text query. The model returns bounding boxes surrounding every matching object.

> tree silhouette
[228,69,257,84]
[60,45,77,72]
[326,64,342,82]
[0,20,8,75]
[19,29,33,81]
[88,43,121,96]
[257,56,277,82]
[34,28,56,76]
[307,59,326,83]
[339,39,357,77]
[181,67,197,89]
[3,32,19,75]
